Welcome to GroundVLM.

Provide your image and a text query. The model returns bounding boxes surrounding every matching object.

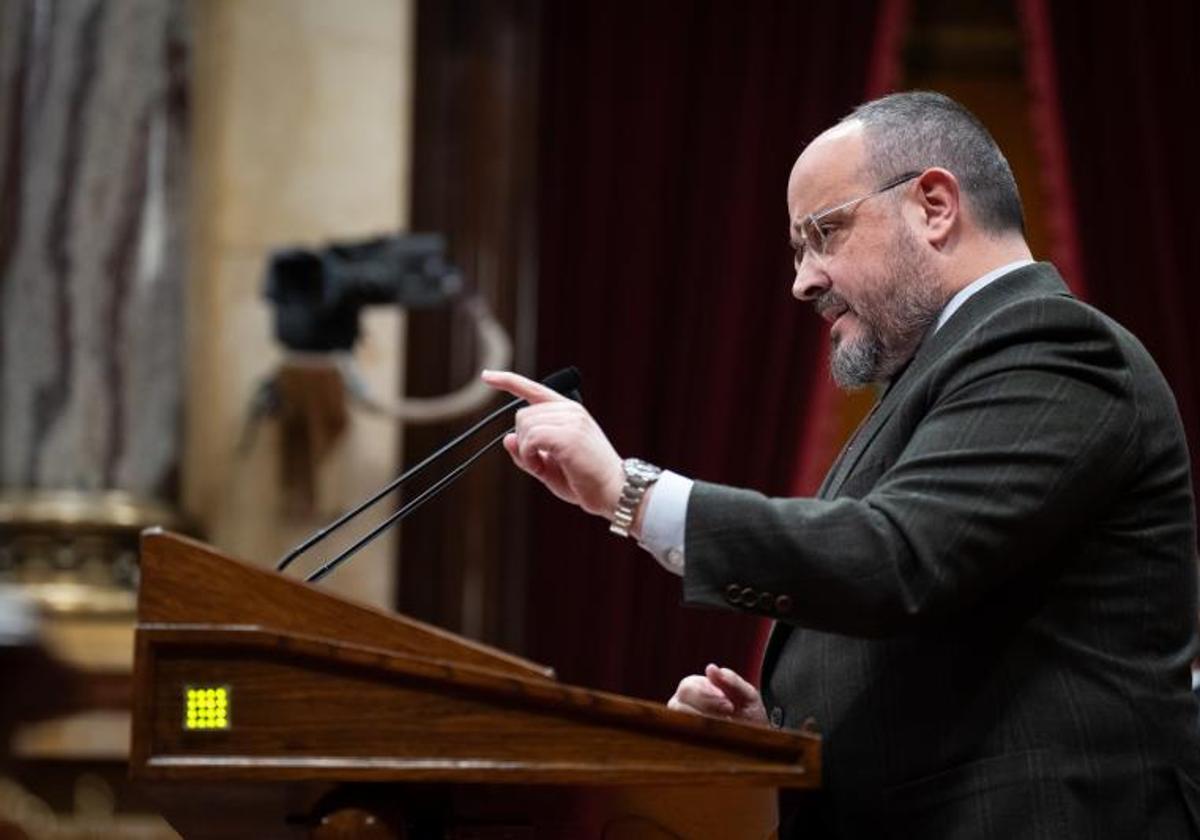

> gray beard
[827,232,945,390]
[830,331,884,390]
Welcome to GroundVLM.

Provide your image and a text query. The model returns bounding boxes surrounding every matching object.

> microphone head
[540,366,582,401]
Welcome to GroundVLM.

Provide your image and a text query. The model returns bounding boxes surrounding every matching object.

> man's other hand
[667,664,768,725]
[481,370,625,519]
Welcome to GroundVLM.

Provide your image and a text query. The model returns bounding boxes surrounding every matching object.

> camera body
[264,233,463,352]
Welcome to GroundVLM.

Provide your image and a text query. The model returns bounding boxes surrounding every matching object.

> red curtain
[1018,0,1200,508]
[529,0,894,701]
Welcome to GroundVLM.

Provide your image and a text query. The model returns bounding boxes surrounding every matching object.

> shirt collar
[934,259,1034,333]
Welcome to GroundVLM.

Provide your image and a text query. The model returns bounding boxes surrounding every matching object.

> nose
[792,258,830,302]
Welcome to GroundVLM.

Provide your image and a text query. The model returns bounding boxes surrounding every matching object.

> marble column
[0,0,189,497]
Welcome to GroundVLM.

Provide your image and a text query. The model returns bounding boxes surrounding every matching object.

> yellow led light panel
[183,685,231,731]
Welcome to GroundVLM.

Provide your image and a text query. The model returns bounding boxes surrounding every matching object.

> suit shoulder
[946,292,1130,379]
[972,291,1165,384]
[979,289,1112,335]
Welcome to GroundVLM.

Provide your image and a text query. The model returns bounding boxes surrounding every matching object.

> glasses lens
[804,215,826,257]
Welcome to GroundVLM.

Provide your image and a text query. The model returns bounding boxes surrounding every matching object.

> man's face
[787,124,945,388]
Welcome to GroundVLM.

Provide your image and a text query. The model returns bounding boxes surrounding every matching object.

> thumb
[704,664,759,707]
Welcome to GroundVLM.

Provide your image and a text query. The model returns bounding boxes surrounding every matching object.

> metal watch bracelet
[610,458,663,538]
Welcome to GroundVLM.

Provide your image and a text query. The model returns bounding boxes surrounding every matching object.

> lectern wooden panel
[130,530,820,838]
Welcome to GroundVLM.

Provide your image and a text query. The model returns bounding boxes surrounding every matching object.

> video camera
[264,233,463,352]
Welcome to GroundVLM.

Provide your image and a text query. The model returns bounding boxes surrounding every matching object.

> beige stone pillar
[185,0,413,608]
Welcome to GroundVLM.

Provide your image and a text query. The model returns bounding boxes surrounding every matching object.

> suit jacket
[683,264,1200,839]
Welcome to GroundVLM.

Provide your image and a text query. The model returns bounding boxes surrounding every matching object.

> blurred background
[1,0,1196,835]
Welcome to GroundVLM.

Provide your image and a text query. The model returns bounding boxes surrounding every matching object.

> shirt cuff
[637,469,693,576]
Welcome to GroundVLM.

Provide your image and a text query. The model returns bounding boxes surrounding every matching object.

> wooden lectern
[130,530,820,838]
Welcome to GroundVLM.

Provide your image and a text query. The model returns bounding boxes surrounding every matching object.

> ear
[911,167,960,249]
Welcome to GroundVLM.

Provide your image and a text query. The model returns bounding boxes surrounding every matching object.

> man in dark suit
[483,91,1200,838]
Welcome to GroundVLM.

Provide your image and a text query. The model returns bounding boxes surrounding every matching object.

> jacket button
[757,591,774,611]
[666,547,684,569]
[774,594,793,615]
[724,584,742,604]
[769,706,784,728]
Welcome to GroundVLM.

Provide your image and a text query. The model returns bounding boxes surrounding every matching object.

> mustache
[814,290,851,320]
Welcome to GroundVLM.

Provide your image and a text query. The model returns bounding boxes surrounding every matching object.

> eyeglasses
[792,170,922,266]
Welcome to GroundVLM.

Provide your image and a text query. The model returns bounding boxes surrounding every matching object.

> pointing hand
[481,370,625,518]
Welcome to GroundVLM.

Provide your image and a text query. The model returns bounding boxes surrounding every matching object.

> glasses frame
[793,170,923,266]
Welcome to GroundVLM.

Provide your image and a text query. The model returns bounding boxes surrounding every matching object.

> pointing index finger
[480,369,567,405]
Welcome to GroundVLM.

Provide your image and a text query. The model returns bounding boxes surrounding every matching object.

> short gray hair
[845,91,1025,236]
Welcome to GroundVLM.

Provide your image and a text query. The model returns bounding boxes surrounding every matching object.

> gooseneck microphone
[275,366,581,581]
[304,428,510,583]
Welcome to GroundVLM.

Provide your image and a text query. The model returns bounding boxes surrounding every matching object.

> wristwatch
[609,458,663,538]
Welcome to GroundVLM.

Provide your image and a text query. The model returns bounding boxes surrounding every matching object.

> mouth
[815,297,850,326]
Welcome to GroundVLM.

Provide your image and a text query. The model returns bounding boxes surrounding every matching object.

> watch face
[625,458,662,483]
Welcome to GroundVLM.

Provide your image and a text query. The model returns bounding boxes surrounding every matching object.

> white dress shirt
[637,260,1033,575]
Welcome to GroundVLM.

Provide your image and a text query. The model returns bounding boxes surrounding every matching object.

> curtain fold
[1018,0,1200,509]
[531,0,892,700]
[1017,0,1087,297]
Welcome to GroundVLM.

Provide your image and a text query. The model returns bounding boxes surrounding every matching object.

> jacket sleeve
[682,296,1141,637]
